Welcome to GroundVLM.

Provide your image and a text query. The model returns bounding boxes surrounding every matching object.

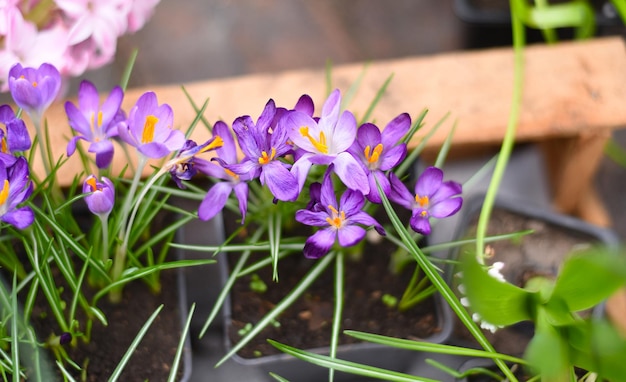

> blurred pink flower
[127,0,160,33]
[56,0,130,70]
[0,13,68,91]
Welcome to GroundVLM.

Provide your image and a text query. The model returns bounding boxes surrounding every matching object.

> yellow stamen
[299,126,328,154]
[91,111,103,130]
[32,81,37,87]
[224,168,239,180]
[206,136,224,151]
[420,210,428,217]
[0,180,9,206]
[258,147,277,165]
[364,143,383,164]
[141,115,159,144]
[86,177,98,192]
[415,194,429,208]
[1,138,7,154]
[326,205,346,229]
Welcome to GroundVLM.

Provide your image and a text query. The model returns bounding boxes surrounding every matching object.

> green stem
[475,1,525,264]
[98,213,110,264]
[329,251,344,382]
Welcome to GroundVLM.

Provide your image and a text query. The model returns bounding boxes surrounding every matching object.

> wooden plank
[28,37,626,195]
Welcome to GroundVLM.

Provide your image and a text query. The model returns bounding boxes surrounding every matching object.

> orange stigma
[0,179,9,205]
[258,147,277,165]
[141,115,159,144]
[325,205,346,229]
[364,143,383,164]
[299,126,328,154]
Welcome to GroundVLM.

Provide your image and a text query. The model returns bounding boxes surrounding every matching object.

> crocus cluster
[179,89,464,258]
[0,0,160,91]
[13,60,463,261]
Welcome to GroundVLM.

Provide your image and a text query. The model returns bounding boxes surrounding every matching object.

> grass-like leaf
[108,305,164,382]
[167,303,195,382]
[268,340,437,382]
[344,331,528,364]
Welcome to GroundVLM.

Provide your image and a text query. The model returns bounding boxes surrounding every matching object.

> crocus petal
[415,167,443,197]
[213,121,238,164]
[93,146,114,168]
[198,182,232,221]
[294,94,314,116]
[6,118,31,151]
[349,211,386,236]
[388,173,414,210]
[100,86,124,124]
[332,152,370,194]
[430,181,463,204]
[380,113,411,148]
[338,188,365,216]
[233,182,249,224]
[285,112,320,153]
[232,115,262,158]
[77,80,99,114]
[366,170,390,204]
[320,89,341,123]
[430,197,463,219]
[303,228,335,259]
[318,168,338,210]
[295,209,329,227]
[138,142,174,159]
[337,224,366,247]
[260,161,299,201]
[410,215,432,235]
[290,154,313,193]
[329,111,357,153]
[378,144,406,171]
[65,102,92,137]
[2,206,34,229]
[356,123,381,148]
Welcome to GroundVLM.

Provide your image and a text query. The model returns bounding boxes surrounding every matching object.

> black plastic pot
[218,237,453,382]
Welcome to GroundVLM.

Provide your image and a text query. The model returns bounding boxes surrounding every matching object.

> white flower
[487,261,506,283]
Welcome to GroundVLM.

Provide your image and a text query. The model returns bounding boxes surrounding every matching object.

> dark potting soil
[227,239,443,359]
[28,269,186,381]
[449,207,599,357]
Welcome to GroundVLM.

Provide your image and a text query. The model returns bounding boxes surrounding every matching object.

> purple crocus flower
[196,121,251,223]
[83,175,115,216]
[389,166,462,235]
[117,91,185,159]
[348,113,411,204]
[0,157,34,229]
[227,99,299,201]
[295,168,385,259]
[169,136,224,188]
[282,89,369,194]
[0,104,31,166]
[8,63,61,124]
[66,80,125,168]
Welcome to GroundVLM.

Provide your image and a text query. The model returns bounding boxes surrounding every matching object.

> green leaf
[524,311,569,382]
[268,340,438,382]
[108,305,164,382]
[459,252,535,326]
[550,248,626,312]
[344,331,527,364]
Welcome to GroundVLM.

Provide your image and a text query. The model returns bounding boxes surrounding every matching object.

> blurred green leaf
[550,248,626,312]
[459,253,535,326]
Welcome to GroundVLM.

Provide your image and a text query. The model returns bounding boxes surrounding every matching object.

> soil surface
[226,237,444,359]
[449,207,599,357]
[28,269,187,381]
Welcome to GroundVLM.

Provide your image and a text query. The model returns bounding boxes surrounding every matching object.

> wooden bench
[36,36,626,226]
